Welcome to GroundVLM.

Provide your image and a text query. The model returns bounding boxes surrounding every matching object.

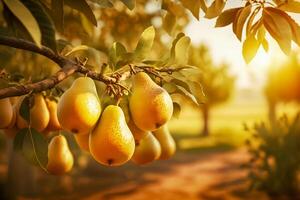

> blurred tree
[189,44,235,136]
[265,52,300,123]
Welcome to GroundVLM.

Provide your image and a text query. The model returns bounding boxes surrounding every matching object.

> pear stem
[116,97,121,106]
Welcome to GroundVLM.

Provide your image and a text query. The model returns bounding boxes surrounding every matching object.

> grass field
[168,89,300,151]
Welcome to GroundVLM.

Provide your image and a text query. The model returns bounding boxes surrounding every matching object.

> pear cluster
[0,72,177,175]
[0,94,62,138]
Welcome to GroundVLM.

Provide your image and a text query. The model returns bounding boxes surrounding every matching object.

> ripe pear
[132,132,161,165]
[45,98,61,132]
[57,77,101,135]
[90,105,135,166]
[16,96,28,129]
[9,96,19,105]
[0,98,14,129]
[74,133,90,152]
[127,119,148,142]
[47,135,74,175]
[30,94,50,132]
[3,127,18,139]
[129,72,173,131]
[153,125,176,160]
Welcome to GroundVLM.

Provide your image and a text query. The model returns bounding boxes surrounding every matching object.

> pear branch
[0,36,181,99]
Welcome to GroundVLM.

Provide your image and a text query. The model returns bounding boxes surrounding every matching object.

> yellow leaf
[233,5,252,41]
[180,0,200,19]
[3,0,41,47]
[215,7,242,28]
[242,34,260,64]
[262,39,269,52]
[205,0,226,19]
[246,7,261,36]
[263,7,292,54]
[278,0,300,13]
[266,7,300,46]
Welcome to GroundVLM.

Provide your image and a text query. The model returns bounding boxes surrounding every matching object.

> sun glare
[249,48,270,69]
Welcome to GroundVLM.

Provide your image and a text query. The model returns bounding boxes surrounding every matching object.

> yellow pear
[47,135,74,175]
[127,119,148,142]
[16,96,29,129]
[44,98,61,132]
[30,94,50,132]
[0,98,14,129]
[132,132,161,165]
[129,72,173,131]
[3,127,18,139]
[89,105,135,166]
[57,77,101,135]
[3,103,18,138]
[9,96,19,105]
[74,133,90,152]
[152,125,176,160]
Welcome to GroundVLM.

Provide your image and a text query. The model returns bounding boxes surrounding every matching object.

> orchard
[0,0,299,199]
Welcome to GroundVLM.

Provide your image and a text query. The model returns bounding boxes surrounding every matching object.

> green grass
[168,90,300,151]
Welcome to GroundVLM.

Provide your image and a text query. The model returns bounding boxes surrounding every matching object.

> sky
[183,1,294,89]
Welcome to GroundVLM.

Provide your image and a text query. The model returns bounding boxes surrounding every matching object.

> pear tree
[0,0,298,180]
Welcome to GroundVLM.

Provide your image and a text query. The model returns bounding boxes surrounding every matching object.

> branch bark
[0,36,119,99]
[0,65,78,98]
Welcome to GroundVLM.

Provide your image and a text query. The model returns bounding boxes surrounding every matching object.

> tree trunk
[268,100,276,124]
[5,139,38,199]
[202,105,210,136]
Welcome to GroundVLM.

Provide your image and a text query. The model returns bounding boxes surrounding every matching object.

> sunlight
[249,48,270,69]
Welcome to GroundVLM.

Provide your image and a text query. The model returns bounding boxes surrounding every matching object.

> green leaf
[215,7,242,28]
[64,45,90,56]
[65,0,97,26]
[80,13,94,36]
[172,36,191,65]
[188,81,205,104]
[109,42,127,69]
[88,0,113,8]
[170,32,185,59]
[172,102,181,118]
[13,129,26,151]
[22,0,57,52]
[51,0,64,32]
[175,85,199,106]
[163,11,176,35]
[3,0,41,46]
[120,0,135,10]
[20,96,31,122]
[163,82,177,94]
[134,26,155,61]
[22,128,48,166]
[170,78,192,93]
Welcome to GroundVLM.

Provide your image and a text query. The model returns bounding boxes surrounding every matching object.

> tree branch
[0,36,66,67]
[0,65,78,98]
[0,36,182,99]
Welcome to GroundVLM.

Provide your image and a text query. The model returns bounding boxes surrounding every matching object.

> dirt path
[80,149,269,200]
